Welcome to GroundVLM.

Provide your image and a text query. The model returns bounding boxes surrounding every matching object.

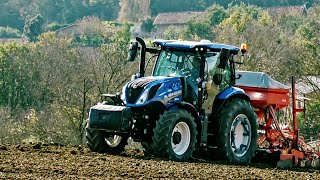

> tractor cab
[152,50,205,106]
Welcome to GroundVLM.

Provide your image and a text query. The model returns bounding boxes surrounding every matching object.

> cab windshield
[153,50,220,78]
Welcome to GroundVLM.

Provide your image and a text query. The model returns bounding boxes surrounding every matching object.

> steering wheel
[180,68,192,77]
[165,65,177,75]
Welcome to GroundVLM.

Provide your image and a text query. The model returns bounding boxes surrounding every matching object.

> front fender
[170,102,199,121]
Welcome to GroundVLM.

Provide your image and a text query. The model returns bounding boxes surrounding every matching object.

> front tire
[152,109,197,161]
[217,98,258,164]
[86,125,128,154]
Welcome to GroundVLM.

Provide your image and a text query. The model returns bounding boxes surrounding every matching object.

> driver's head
[192,56,201,69]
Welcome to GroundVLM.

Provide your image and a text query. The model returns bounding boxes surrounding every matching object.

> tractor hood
[124,76,183,106]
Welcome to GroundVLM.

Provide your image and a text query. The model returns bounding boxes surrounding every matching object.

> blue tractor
[86,37,258,163]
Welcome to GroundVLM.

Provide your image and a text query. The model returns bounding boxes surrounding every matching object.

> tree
[76,16,116,47]
[0,43,28,109]
[112,23,132,48]
[219,3,266,34]
[23,14,44,42]
[163,26,187,40]
[299,100,320,139]
[141,18,154,33]
[185,17,213,40]
[205,4,228,27]
[180,4,228,40]
[31,32,96,144]
[211,3,303,83]
[0,0,25,30]
[119,0,150,22]
[294,5,320,76]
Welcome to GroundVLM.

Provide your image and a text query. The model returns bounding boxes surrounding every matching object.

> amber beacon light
[240,43,248,53]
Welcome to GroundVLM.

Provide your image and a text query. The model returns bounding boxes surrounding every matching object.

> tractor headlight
[121,84,127,104]
[136,89,150,105]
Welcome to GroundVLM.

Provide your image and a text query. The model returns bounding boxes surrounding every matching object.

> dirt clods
[0,144,319,179]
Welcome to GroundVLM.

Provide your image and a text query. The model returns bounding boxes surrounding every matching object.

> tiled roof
[55,24,80,33]
[153,11,205,25]
[296,76,320,94]
[265,5,306,16]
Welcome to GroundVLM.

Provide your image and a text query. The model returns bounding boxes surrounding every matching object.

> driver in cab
[184,56,201,104]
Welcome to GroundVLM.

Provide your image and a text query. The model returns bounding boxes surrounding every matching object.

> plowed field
[0,143,319,179]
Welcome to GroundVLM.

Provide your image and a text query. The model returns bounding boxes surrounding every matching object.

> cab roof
[153,39,240,54]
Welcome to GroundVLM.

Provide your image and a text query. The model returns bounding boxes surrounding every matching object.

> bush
[0,27,22,38]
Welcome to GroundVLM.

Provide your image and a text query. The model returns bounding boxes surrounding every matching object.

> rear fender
[211,86,250,117]
[217,86,250,100]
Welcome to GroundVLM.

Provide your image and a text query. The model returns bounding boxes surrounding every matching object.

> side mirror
[127,41,138,61]
[218,48,230,69]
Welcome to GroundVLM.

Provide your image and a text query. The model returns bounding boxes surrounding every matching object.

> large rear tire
[217,98,258,164]
[141,142,154,156]
[152,109,197,161]
[85,125,128,154]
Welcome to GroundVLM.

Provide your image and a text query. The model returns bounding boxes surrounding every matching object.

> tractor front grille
[127,86,144,104]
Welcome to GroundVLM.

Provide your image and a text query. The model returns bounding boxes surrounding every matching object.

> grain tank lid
[235,71,290,89]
